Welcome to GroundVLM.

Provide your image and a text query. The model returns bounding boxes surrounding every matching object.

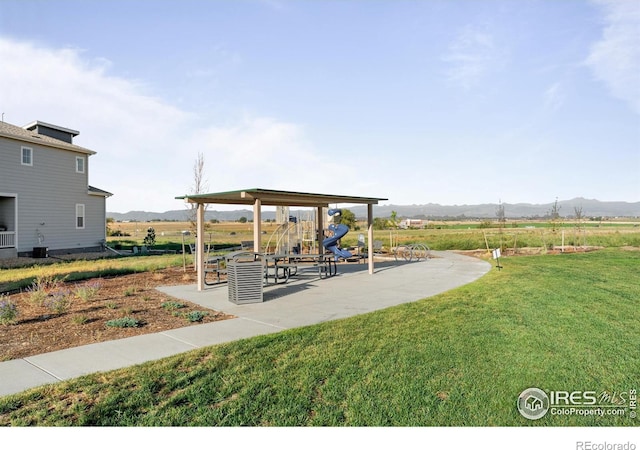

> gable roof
[0,120,95,155]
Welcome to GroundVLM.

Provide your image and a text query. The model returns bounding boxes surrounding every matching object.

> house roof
[88,185,113,197]
[0,120,95,155]
[23,120,80,137]
[177,188,387,208]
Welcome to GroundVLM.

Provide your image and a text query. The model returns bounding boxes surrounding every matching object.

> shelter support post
[367,203,374,274]
[253,199,262,253]
[196,203,205,291]
[316,206,324,254]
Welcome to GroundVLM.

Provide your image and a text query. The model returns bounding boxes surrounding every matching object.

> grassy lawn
[0,254,185,293]
[1,248,638,426]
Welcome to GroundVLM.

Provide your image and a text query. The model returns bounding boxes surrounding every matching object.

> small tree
[143,227,156,248]
[334,208,357,230]
[373,217,388,230]
[390,211,398,228]
[574,204,585,247]
[496,200,506,251]
[548,197,562,233]
[187,152,209,234]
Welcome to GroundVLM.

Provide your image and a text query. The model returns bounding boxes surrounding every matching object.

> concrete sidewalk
[0,251,491,398]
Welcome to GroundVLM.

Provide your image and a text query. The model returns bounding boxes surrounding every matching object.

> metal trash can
[227,253,264,304]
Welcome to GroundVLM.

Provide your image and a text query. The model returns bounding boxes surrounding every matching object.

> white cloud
[544,82,566,111]
[586,0,640,113]
[442,25,505,89]
[189,115,349,196]
[0,37,358,213]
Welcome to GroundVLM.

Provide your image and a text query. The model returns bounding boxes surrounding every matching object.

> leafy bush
[184,311,208,323]
[0,296,18,325]
[105,317,140,328]
[107,229,130,237]
[161,301,185,311]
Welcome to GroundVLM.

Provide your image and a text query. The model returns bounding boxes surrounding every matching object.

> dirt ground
[0,267,233,361]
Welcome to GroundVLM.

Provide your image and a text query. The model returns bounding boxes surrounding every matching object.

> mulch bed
[0,267,233,361]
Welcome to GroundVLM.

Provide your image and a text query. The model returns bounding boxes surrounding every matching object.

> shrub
[74,280,102,302]
[184,311,208,323]
[143,227,156,247]
[161,301,185,311]
[0,296,18,325]
[45,290,72,315]
[105,317,140,328]
[123,286,137,297]
[107,229,130,237]
[71,315,89,325]
[27,274,63,307]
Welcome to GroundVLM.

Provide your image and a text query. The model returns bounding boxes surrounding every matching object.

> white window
[76,204,85,229]
[76,156,85,173]
[21,147,33,166]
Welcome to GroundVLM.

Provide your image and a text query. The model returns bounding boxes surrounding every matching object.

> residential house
[0,120,111,258]
[398,218,427,229]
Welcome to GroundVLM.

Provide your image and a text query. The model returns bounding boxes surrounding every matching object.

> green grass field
[1,248,637,426]
[108,219,640,249]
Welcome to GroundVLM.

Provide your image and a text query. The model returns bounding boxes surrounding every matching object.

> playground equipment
[265,219,298,254]
[323,208,352,260]
[264,207,320,255]
[265,207,353,260]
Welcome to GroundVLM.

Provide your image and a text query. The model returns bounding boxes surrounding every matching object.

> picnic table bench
[264,253,337,285]
[203,254,228,286]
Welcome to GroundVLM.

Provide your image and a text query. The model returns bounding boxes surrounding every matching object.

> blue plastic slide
[323,209,353,260]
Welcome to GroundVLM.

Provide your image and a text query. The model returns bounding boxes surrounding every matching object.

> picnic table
[264,253,337,285]
[204,251,340,287]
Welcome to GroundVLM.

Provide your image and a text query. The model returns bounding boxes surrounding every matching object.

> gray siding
[0,136,106,253]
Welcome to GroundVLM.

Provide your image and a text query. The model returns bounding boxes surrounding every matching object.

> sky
[0,0,639,213]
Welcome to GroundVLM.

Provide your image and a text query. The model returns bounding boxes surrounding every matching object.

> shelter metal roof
[177,188,387,208]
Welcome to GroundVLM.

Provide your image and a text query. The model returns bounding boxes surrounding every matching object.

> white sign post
[492,248,503,270]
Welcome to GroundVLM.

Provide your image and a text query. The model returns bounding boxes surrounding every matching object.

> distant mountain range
[108,198,640,222]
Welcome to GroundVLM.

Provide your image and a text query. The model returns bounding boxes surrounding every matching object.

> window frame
[21,146,33,166]
[76,204,85,229]
[76,156,85,174]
